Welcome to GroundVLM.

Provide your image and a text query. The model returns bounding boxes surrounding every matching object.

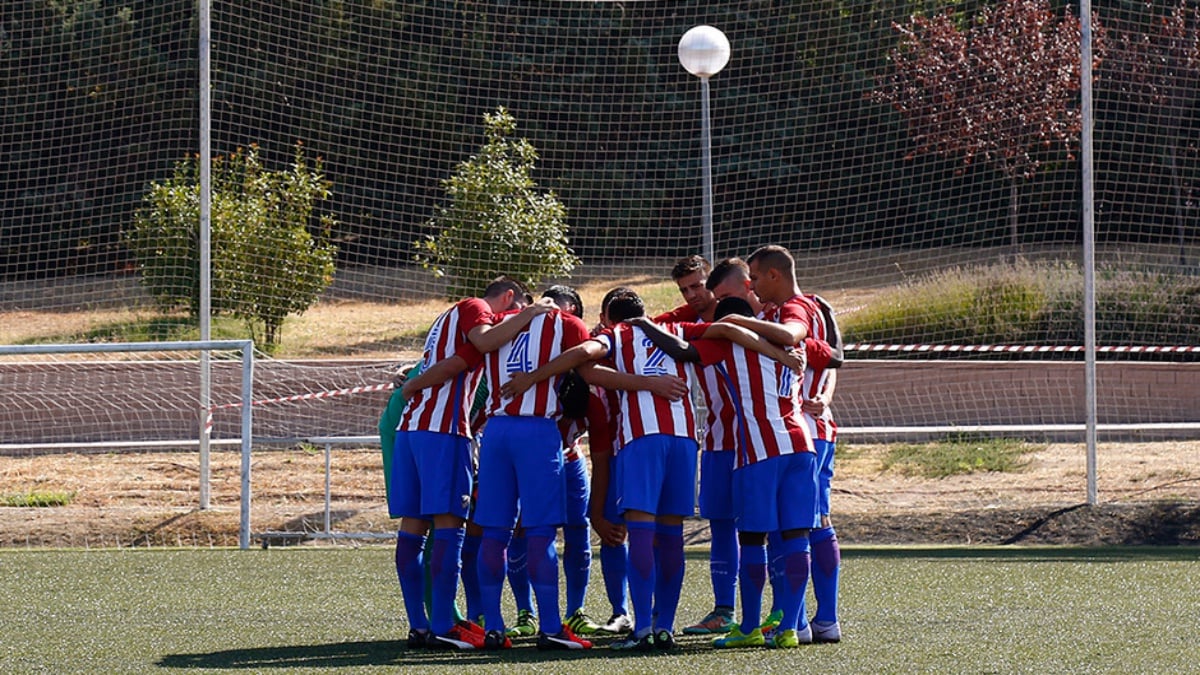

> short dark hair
[606,294,646,323]
[542,284,584,318]
[483,276,533,304]
[713,296,755,320]
[706,257,749,291]
[670,254,712,281]
[600,286,636,316]
[746,245,795,279]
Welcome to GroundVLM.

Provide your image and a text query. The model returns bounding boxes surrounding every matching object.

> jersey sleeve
[692,338,731,367]
[455,297,496,333]
[653,304,699,324]
[678,320,708,341]
[592,327,616,360]
[561,313,591,348]
[455,341,484,369]
[804,337,833,372]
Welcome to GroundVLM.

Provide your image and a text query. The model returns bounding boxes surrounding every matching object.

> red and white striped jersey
[484,310,591,418]
[593,322,697,449]
[398,297,493,437]
[692,333,815,468]
[800,294,837,444]
[653,310,733,452]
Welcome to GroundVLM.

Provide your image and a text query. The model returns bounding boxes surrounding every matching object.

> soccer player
[472,284,594,650]
[630,293,824,649]
[500,290,697,651]
[390,277,551,651]
[655,254,718,324]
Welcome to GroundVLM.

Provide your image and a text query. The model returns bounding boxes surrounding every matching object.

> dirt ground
[2,440,1199,548]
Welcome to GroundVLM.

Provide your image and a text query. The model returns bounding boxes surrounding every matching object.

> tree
[416,106,580,299]
[872,0,1105,253]
[1103,0,1200,266]
[128,143,337,347]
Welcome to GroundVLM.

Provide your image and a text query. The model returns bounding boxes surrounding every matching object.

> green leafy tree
[417,106,580,299]
[128,143,337,347]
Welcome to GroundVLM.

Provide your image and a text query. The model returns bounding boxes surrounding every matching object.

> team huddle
[384,244,844,652]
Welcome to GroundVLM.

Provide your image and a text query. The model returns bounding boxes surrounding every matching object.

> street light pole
[678,26,730,264]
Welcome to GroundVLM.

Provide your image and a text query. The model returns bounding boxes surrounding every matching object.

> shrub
[128,143,337,347]
[416,107,580,299]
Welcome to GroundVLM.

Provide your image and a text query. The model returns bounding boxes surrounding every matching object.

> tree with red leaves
[873,0,1105,253]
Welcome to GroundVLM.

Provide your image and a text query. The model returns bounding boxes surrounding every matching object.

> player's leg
[561,453,600,634]
[810,438,842,642]
[685,449,738,634]
[388,430,432,646]
[650,435,698,646]
[505,527,535,635]
[715,458,778,648]
[460,519,483,625]
[472,418,522,647]
[610,436,668,646]
[768,452,821,648]
[597,454,631,634]
[412,431,476,648]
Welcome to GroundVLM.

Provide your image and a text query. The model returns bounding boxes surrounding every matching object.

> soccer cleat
[406,628,430,649]
[565,609,603,635]
[653,629,676,651]
[598,613,633,635]
[812,620,841,643]
[682,607,736,635]
[505,609,537,637]
[610,630,657,652]
[795,622,814,644]
[536,623,593,650]
[768,628,800,648]
[712,625,765,649]
[483,629,512,650]
[760,609,784,635]
[429,623,485,650]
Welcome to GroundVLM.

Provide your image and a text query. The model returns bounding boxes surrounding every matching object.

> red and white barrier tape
[204,382,394,435]
[845,343,1200,354]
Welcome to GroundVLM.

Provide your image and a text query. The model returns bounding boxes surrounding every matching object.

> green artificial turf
[1,546,1196,674]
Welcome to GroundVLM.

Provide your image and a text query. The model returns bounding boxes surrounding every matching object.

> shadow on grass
[158,635,716,669]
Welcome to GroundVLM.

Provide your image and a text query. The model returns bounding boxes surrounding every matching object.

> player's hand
[780,347,807,374]
[400,378,420,400]
[500,371,536,398]
[801,393,829,416]
[647,374,689,401]
[591,515,626,546]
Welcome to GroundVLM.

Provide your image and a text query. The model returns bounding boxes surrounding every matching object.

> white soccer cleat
[812,620,841,643]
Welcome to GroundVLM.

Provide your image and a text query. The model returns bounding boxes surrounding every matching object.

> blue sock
[738,543,768,634]
[460,531,482,623]
[506,532,533,614]
[477,527,512,633]
[709,518,738,610]
[766,530,784,614]
[599,542,629,616]
[429,528,464,635]
[525,526,562,634]
[810,526,841,624]
[777,535,812,633]
[562,525,592,616]
[626,521,657,635]
[654,523,685,633]
[395,531,428,632]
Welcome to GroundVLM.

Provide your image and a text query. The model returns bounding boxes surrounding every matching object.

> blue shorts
[474,416,566,529]
[814,439,835,516]
[617,434,698,518]
[601,455,624,525]
[698,450,736,520]
[733,452,819,534]
[564,454,590,527]
[388,430,474,520]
